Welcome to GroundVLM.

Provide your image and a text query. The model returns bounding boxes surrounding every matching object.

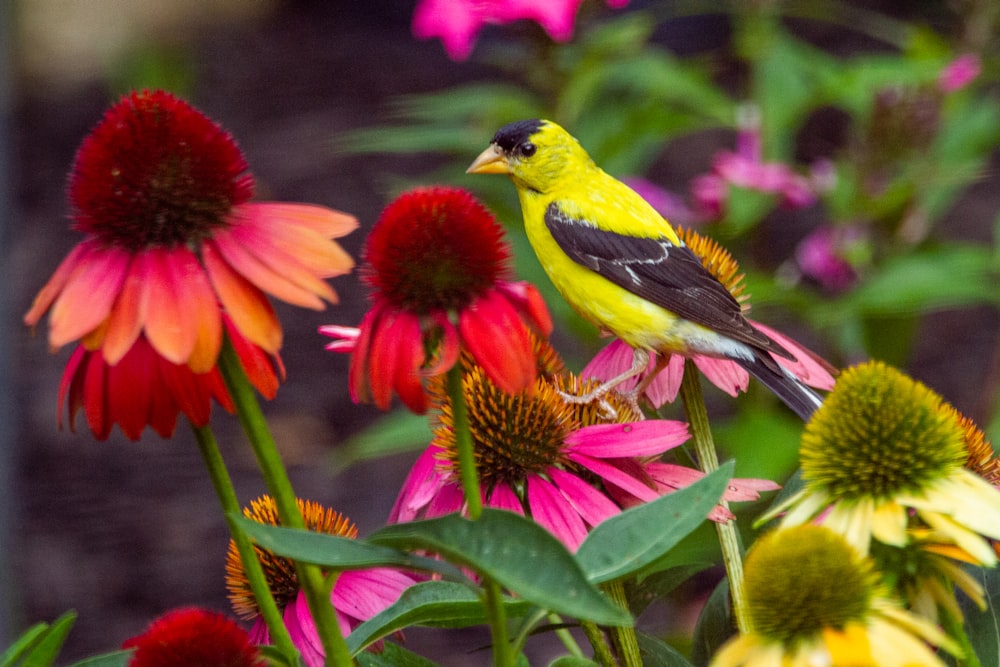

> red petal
[102,252,151,365]
[57,346,88,431]
[459,291,535,395]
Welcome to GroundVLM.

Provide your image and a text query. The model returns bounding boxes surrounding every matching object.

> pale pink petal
[753,321,836,390]
[549,468,620,528]
[25,241,92,327]
[569,453,659,502]
[692,355,749,397]
[527,476,588,550]
[47,243,130,348]
[202,240,283,353]
[565,420,689,458]
[319,324,360,353]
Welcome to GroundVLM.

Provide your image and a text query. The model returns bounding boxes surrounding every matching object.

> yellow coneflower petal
[917,510,997,567]
[822,623,872,665]
[870,501,908,547]
[866,617,949,667]
[823,498,875,554]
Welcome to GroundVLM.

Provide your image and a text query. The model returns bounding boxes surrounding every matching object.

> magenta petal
[570,453,660,503]
[487,484,525,515]
[582,340,643,392]
[527,476,588,550]
[549,468,620,528]
[333,568,413,622]
[286,593,326,667]
[389,445,447,523]
[426,481,465,518]
[565,420,689,457]
[753,321,836,390]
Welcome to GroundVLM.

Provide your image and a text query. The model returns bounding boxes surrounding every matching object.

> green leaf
[330,410,433,473]
[19,611,76,667]
[66,652,131,667]
[690,579,735,667]
[232,516,467,581]
[576,462,733,584]
[356,641,443,667]
[0,623,48,666]
[636,632,695,667]
[548,657,599,667]
[369,510,632,626]
[347,581,532,655]
[960,566,1000,665]
[823,244,998,318]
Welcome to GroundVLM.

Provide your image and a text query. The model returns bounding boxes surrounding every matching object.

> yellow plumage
[468,118,824,419]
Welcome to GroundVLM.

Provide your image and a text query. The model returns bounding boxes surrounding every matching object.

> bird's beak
[466,145,510,174]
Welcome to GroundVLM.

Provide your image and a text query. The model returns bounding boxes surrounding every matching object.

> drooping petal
[549,468,620,529]
[286,594,326,667]
[211,224,328,310]
[390,445,447,523]
[754,321,836,390]
[693,355,749,397]
[495,281,553,336]
[81,346,111,440]
[47,243,130,348]
[24,241,92,327]
[569,453,659,503]
[347,307,381,405]
[107,336,159,439]
[57,346,88,431]
[102,251,151,365]
[224,315,283,400]
[486,483,525,515]
[565,420,689,458]
[527,475,588,550]
[368,309,426,412]
[203,240,282,353]
[143,246,200,365]
[459,290,535,395]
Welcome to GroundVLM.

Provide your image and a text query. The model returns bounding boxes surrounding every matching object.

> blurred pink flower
[691,108,825,218]
[413,0,629,60]
[939,54,981,93]
[795,225,866,293]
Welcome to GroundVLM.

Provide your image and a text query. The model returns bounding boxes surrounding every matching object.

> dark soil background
[4,1,998,665]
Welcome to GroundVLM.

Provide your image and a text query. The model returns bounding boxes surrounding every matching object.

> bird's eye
[519,142,536,158]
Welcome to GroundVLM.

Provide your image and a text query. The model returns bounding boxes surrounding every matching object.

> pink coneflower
[691,107,824,218]
[583,227,835,409]
[794,224,866,293]
[391,356,776,549]
[413,0,629,61]
[227,496,415,664]
[24,90,354,437]
[123,607,265,667]
[331,186,551,414]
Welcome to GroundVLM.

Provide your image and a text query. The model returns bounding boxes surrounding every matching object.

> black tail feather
[736,353,823,421]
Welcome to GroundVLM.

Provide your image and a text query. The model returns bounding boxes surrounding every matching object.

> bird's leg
[560,348,651,418]
[629,352,670,403]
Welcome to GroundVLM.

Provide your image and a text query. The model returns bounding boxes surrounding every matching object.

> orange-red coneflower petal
[225,317,283,400]
[202,241,282,353]
[236,203,356,277]
[47,243,130,349]
[143,247,199,365]
[102,252,151,365]
[210,228,327,310]
[24,241,91,327]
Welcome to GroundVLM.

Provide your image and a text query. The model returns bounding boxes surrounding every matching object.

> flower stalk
[217,335,353,667]
[679,359,751,634]
[604,580,641,666]
[191,423,298,661]
[446,363,512,666]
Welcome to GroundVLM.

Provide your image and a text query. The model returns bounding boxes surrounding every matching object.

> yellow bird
[467,118,822,419]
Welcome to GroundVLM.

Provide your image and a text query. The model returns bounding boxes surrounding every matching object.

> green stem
[191,423,298,660]
[580,621,618,667]
[445,363,512,665]
[603,581,641,666]
[217,336,353,667]
[446,364,483,519]
[678,359,751,635]
[548,614,585,658]
[941,606,981,667]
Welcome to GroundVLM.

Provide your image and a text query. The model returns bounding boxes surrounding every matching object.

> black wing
[544,202,791,358]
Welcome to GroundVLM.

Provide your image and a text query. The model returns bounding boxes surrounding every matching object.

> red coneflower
[123,607,265,667]
[326,186,551,413]
[24,89,355,438]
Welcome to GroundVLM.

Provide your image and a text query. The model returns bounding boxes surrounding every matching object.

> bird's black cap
[492,119,545,153]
